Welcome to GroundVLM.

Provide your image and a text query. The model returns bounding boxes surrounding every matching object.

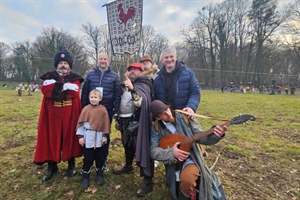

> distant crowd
[202,84,297,95]
[16,83,40,96]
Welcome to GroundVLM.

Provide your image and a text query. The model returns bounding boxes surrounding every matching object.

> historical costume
[34,47,84,182]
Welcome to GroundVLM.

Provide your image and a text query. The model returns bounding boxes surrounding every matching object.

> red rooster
[117,3,136,33]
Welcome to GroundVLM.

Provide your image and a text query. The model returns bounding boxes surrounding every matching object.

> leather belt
[53,99,72,107]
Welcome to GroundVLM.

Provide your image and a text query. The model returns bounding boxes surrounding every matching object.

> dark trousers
[119,117,154,178]
[82,147,105,172]
[119,117,136,167]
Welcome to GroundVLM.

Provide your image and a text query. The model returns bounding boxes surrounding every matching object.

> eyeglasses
[140,60,151,63]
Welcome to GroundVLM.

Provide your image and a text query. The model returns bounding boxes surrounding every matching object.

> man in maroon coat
[34,47,84,182]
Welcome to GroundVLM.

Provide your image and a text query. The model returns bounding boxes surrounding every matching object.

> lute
[158,114,256,152]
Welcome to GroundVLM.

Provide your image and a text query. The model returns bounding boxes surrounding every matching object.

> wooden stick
[175,109,212,119]
[210,153,220,170]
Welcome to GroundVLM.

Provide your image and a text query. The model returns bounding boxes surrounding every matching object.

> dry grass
[0,88,299,200]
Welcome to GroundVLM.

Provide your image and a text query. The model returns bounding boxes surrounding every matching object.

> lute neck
[191,121,230,142]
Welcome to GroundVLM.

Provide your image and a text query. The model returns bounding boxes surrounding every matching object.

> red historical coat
[34,71,84,164]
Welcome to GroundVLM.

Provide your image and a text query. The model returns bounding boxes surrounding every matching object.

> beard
[128,76,136,82]
[57,67,69,74]
[142,63,152,70]
[127,73,137,82]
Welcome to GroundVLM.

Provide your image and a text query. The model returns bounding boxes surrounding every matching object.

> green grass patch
[0,90,299,199]
[227,144,253,157]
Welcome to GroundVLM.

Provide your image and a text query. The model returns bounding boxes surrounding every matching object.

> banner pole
[126,53,130,67]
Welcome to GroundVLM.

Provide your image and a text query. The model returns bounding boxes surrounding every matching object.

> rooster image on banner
[117,3,136,33]
[103,0,143,55]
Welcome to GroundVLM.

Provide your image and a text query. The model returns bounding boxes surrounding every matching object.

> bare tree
[32,27,89,77]
[81,23,115,72]
[248,0,289,86]
[12,41,37,83]
[99,24,111,57]
[0,42,11,80]
[181,3,221,85]
[284,0,300,63]
[174,42,189,62]
[81,22,103,66]
[140,25,156,56]
[216,0,254,85]
[281,0,300,85]
[146,34,169,65]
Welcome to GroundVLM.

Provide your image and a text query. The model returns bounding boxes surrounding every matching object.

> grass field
[0,88,299,200]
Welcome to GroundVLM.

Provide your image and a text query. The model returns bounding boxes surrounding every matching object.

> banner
[103,0,143,55]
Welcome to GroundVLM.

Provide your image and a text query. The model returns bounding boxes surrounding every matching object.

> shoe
[96,169,104,185]
[67,165,76,177]
[81,172,90,189]
[136,181,153,196]
[42,161,58,182]
[112,165,133,174]
[67,158,76,177]
[102,160,109,172]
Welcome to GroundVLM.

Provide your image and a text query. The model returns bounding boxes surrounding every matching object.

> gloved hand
[43,79,56,85]
[63,83,79,91]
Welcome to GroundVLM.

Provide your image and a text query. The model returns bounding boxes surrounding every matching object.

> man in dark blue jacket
[154,48,200,116]
[81,52,121,172]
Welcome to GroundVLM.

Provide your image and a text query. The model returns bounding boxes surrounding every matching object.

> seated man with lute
[149,100,227,200]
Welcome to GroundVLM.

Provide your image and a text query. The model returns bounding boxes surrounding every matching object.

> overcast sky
[0,0,294,45]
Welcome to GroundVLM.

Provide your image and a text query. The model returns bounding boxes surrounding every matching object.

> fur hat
[150,100,170,118]
[127,62,144,71]
[140,55,153,63]
[54,47,73,68]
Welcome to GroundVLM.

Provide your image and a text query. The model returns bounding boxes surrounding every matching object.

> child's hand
[79,138,85,146]
[102,137,107,146]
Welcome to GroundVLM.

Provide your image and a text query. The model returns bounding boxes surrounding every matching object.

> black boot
[136,177,154,196]
[96,168,104,185]
[102,160,109,172]
[42,161,58,182]
[67,157,76,177]
[81,171,90,189]
[113,165,133,174]
[113,149,134,174]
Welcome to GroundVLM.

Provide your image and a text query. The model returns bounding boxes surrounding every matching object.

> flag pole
[126,53,130,67]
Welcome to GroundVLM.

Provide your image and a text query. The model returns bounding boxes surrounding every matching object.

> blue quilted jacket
[153,61,200,112]
[81,67,121,116]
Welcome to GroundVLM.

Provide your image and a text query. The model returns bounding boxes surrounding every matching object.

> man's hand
[213,125,227,137]
[63,83,79,91]
[183,107,195,119]
[151,64,159,73]
[123,74,134,90]
[173,142,190,162]
[43,79,56,85]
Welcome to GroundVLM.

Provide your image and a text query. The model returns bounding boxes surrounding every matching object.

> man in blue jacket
[154,48,200,115]
[81,52,121,172]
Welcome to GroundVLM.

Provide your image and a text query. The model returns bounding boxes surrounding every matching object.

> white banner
[104,0,143,55]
